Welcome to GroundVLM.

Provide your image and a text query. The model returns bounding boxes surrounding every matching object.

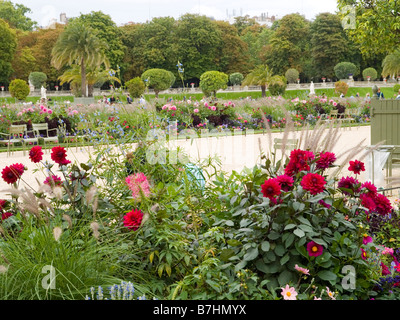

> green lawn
[1,86,396,106]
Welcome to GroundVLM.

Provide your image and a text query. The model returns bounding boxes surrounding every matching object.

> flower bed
[0,96,370,149]
[0,117,399,300]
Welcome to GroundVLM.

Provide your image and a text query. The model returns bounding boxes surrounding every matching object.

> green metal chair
[31,123,59,152]
[5,125,29,156]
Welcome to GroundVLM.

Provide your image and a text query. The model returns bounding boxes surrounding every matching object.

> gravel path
[2,125,397,201]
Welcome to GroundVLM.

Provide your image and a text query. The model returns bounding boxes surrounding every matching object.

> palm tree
[382,50,400,79]
[51,20,109,97]
[58,65,121,97]
[242,65,274,97]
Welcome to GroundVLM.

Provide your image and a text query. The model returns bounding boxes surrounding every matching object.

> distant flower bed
[0,95,370,146]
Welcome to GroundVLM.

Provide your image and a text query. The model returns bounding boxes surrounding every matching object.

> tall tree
[263,14,311,76]
[240,24,273,72]
[11,47,37,81]
[233,15,257,35]
[32,24,66,84]
[310,13,349,79]
[119,23,146,82]
[74,11,125,70]
[212,20,249,75]
[0,18,17,84]
[0,0,36,31]
[51,20,109,97]
[174,14,222,80]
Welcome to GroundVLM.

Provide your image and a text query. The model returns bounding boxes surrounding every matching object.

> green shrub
[334,62,359,80]
[9,79,30,100]
[393,84,400,93]
[141,68,175,98]
[362,67,378,81]
[285,68,299,83]
[28,72,47,89]
[199,71,228,97]
[125,77,145,98]
[334,80,349,96]
[268,75,287,96]
[229,72,244,86]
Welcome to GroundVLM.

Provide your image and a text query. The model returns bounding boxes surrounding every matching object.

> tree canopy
[0,18,17,84]
[0,0,36,31]
[337,0,400,57]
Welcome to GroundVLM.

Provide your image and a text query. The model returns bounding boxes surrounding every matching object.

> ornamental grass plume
[53,226,62,241]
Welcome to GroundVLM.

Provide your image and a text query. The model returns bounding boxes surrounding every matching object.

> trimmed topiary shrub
[141,68,175,98]
[268,75,287,96]
[362,67,378,81]
[28,72,47,89]
[199,71,228,97]
[285,68,299,84]
[9,79,30,101]
[334,62,359,80]
[229,72,244,86]
[125,77,146,98]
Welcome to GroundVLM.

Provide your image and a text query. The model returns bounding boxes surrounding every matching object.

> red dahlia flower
[348,160,365,175]
[1,163,25,184]
[362,234,373,245]
[316,152,336,170]
[284,149,315,176]
[300,173,326,195]
[361,248,368,260]
[29,146,44,163]
[307,241,324,257]
[276,174,294,192]
[338,176,360,195]
[381,262,390,275]
[123,209,144,231]
[51,146,71,166]
[1,212,12,221]
[360,194,376,212]
[374,193,392,216]
[0,199,7,211]
[261,178,281,200]
[361,181,377,198]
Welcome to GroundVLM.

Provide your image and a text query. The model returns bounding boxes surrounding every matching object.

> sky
[12,0,339,27]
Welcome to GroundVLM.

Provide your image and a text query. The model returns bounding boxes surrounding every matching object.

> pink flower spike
[125,172,151,200]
